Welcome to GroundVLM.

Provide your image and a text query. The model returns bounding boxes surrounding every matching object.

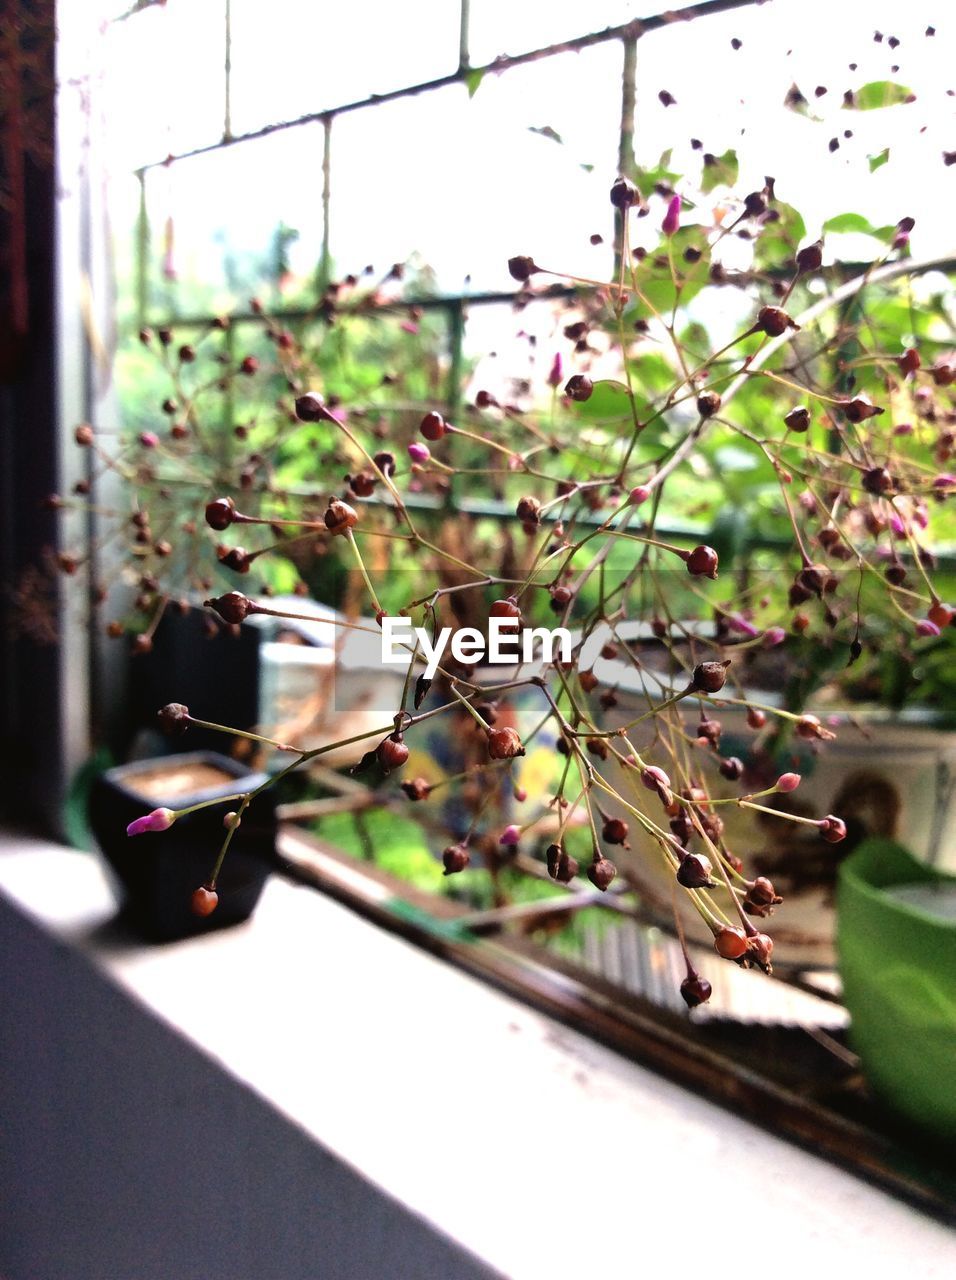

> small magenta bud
[662,194,681,236]
[127,807,175,837]
[762,626,786,647]
[499,824,521,847]
[629,485,651,505]
[408,442,431,463]
[916,619,941,638]
[139,431,159,448]
[547,352,563,388]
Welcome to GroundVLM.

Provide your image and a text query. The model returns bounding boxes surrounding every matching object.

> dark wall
[0,0,63,831]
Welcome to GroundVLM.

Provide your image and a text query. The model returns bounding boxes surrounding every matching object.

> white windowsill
[1,833,954,1280]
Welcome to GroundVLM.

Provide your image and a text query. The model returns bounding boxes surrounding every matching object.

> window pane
[229,0,460,135]
[634,0,952,256]
[101,0,227,167]
[329,43,620,293]
[141,124,326,319]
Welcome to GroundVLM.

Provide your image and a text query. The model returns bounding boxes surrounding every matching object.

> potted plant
[45,76,956,1021]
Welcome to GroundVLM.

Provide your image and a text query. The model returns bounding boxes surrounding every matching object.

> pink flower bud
[776,772,801,793]
[727,613,760,638]
[916,619,941,638]
[513,787,527,803]
[662,194,681,237]
[399,320,420,335]
[499,824,521,846]
[762,626,786,648]
[933,473,956,491]
[893,422,914,436]
[126,807,176,837]
[407,442,430,463]
[547,352,563,388]
[629,485,651,505]
[889,514,906,535]
[139,431,159,449]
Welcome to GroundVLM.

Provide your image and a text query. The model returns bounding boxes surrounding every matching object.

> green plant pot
[837,837,956,1140]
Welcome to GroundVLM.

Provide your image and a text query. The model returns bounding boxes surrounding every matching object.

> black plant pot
[89,752,277,942]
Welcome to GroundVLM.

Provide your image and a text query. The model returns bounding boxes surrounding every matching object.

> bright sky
[81,0,954,314]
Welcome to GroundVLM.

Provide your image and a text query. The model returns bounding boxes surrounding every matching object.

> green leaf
[823,211,895,241]
[528,124,563,144]
[627,225,711,314]
[868,147,890,172]
[700,148,738,195]
[633,148,680,193]
[465,67,484,98]
[845,81,914,110]
[753,201,806,269]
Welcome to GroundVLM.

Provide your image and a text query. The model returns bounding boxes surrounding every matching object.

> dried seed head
[691,660,730,693]
[204,591,255,624]
[819,814,847,842]
[719,756,744,781]
[157,703,190,735]
[680,972,713,1008]
[601,817,629,845]
[676,851,716,889]
[696,389,722,418]
[486,727,525,759]
[401,777,431,801]
[324,499,359,535]
[442,843,471,875]
[507,255,538,282]
[564,374,594,402]
[757,305,796,337]
[784,406,810,432]
[515,495,542,524]
[587,856,617,891]
[609,176,640,209]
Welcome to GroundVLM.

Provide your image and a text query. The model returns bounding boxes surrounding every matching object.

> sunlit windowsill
[1,832,954,1280]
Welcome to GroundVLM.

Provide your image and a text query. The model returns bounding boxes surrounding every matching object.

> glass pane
[101,0,227,167]
[229,0,460,135]
[329,43,620,293]
[634,0,952,256]
[141,123,326,319]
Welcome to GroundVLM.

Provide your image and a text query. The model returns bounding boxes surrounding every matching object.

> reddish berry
[748,932,774,970]
[686,545,719,578]
[205,497,236,530]
[515,495,541,525]
[680,972,712,1008]
[204,591,254,624]
[377,735,409,773]
[191,886,219,917]
[489,596,521,629]
[239,355,258,375]
[487,727,525,759]
[714,926,749,960]
[601,817,629,845]
[928,601,955,629]
[420,411,446,441]
[747,708,767,730]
